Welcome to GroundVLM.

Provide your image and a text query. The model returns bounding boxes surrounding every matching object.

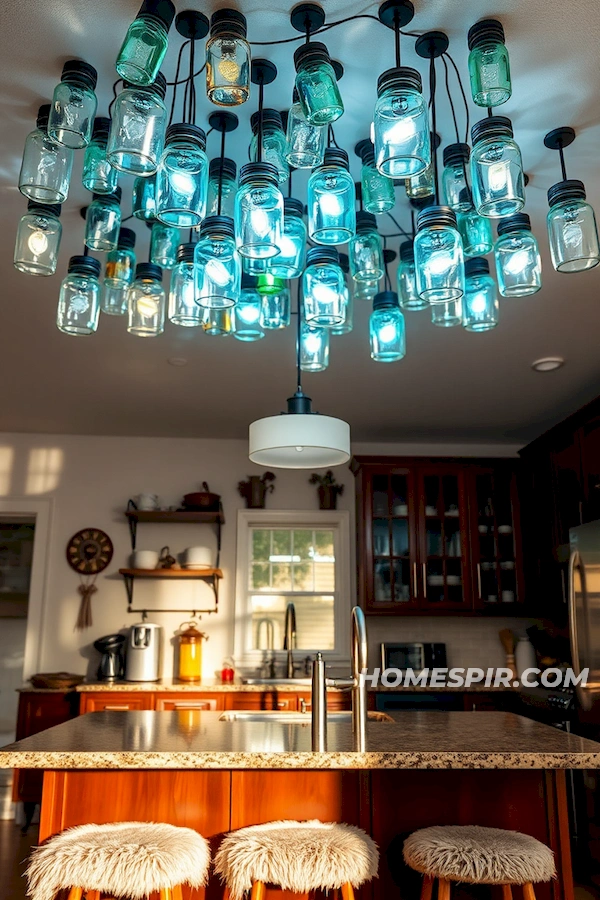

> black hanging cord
[170,40,190,125]
[327,124,340,149]
[429,55,440,204]
[187,39,197,124]
[383,237,392,291]
[257,75,265,164]
[288,170,293,198]
[442,55,473,206]
[394,10,401,67]
[296,281,304,393]
[387,212,413,240]
[108,79,121,119]
[410,209,416,237]
[249,13,384,46]
[487,106,493,118]
[443,52,470,144]
[218,126,226,215]
[558,145,568,181]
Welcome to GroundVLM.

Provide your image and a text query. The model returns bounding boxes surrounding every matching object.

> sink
[240,678,313,685]
[219,711,394,724]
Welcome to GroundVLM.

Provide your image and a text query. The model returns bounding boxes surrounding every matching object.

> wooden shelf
[125,509,225,525]
[119,568,223,579]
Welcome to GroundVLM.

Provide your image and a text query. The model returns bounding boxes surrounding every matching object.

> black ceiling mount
[354,139,372,159]
[415,30,449,59]
[79,206,88,220]
[331,59,344,81]
[378,0,415,29]
[383,248,397,264]
[432,132,442,150]
[208,111,239,133]
[251,59,278,85]
[290,3,326,34]
[175,10,210,40]
[543,126,576,151]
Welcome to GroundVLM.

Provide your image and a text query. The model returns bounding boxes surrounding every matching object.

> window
[235,509,352,666]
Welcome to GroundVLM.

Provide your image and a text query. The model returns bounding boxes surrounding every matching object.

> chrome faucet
[283,602,297,679]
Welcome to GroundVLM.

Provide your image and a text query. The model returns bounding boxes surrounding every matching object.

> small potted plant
[309,471,345,510]
[238,472,276,509]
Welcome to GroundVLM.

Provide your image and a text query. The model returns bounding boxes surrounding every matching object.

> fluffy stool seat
[403,825,556,885]
[26,821,211,900]
[215,820,379,899]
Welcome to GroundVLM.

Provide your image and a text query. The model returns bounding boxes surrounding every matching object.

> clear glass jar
[285,95,326,169]
[462,257,499,331]
[442,143,471,211]
[349,212,384,282]
[107,74,167,176]
[431,297,462,327]
[397,240,428,310]
[101,283,128,316]
[467,19,512,108]
[294,42,344,126]
[48,60,98,150]
[82,118,118,194]
[269,198,306,278]
[85,188,122,252]
[547,180,600,273]
[357,143,395,214]
[405,163,435,200]
[132,174,157,219]
[332,253,353,335]
[57,255,101,335]
[495,213,542,296]
[234,162,284,259]
[303,247,346,327]
[203,307,235,336]
[456,195,494,258]
[300,322,330,372]
[374,67,429,178]
[116,0,175,86]
[18,104,74,204]
[206,9,250,107]
[14,202,62,276]
[307,148,356,245]
[414,206,465,303]
[250,110,289,185]
[243,255,268,276]
[370,291,406,362]
[168,243,203,327]
[195,216,241,309]
[471,116,525,218]
[127,262,165,336]
[354,279,380,302]
[261,285,291,329]
[234,276,264,341]
[105,227,136,288]
[207,157,237,218]
[155,124,208,227]
[150,220,179,268]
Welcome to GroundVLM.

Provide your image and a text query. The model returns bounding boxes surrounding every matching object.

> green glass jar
[132,174,156,220]
[293,42,344,126]
[250,110,289,185]
[467,19,511,108]
[149,220,179,269]
[116,0,175,86]
[105,227,136,289]
[456,190,493,258]
[82,118,118,195]
[356,141,395,215]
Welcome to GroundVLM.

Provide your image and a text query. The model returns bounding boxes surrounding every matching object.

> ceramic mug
[131,549,159,569]
[136,493,159,511]
[183,546,212,568]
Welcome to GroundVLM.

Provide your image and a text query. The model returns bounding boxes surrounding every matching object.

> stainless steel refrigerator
[569,521,600,713]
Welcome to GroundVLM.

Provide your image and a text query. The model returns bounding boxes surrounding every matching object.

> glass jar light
[431,297,462,327]
[101,283,128,316]
[57,255,101,335]
[495,213,542,296]
[370,291,406,362]
[442,143,471,212]
[462,257,499,332]
[155,124,208,227]
[300,322,330,372]
[293,42,344,126]
[48,60,98,150]
[303,246,346,327]
[116,0,175,86]
[203,306,235,336]
[374,67,429,178]
[105,227,136,289]
[349,212,384,283]
[357,142,395,214]
[285,90,326,169]
[85,188,122,252]
[150,219,179,268]
[308,148,355,245]
[414,206,465,303]
[397,240,428,311]
[195,216,241,309]
[354,279,380,302]
[261,284,291,329]
[132,174,157,219]
[332,253,353,335]
[82,117,118,194]
[250,110,289,185]
[18,104,74,204]
[471,116,525,218]
[547,180,600,274]
[168,243,203,327]
[14,202,62,276]
[234,162,284,259]
[206,9,250,107]
[269,197,306,279]
[244,256,268,276]
[234,275,264,341]
[467,18,511,108]
[107,74,168,176]
[207,157,237,218]
[127,262,166,336]
[456,190,494,258]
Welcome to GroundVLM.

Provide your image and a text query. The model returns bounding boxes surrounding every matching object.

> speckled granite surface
[18,680,514,694]
[1,711,599,769]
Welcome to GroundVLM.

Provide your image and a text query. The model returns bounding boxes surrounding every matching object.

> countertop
[2,710,599,770]
[18,680,514,694]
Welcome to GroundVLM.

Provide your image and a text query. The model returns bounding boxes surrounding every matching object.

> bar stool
[403,825,556,900]
[26,821,211,900]
[215,819,379,900]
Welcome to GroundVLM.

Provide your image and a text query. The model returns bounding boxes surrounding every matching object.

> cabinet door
[580,417,600,523]
[13,692,79,803]
[80,693,154,712]
[155,693,223,711]
[551,432,583,543]
[224,691,295,710]
[294,691,352,712]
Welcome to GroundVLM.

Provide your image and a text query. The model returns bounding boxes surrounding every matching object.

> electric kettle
[124,623,162,682]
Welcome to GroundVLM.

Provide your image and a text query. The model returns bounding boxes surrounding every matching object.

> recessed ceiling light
[167,357,188,367]
[531,357,565,372]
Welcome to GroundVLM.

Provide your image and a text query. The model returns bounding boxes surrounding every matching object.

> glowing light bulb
[427,250,452,276]
[238,303,261,324]
[387,116,417,144]
[217,41,240,83]
[503,249,531,277]
[69,293,90,315]
[487,162,507,193]
[378,322,398,343]
[319,192,343,217]
[249,208,271,239]
[312,282,339,305]
[170,170,197,195]
[205,258,232,286]
[278,235,298,258]
[136,294,159,317]
[469,291,487,314]
[304,331,323,354]
[295,446,304,452]
[28,230,48,255]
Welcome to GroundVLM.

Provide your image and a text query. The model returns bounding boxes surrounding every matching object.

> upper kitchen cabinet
[351,456,525,616]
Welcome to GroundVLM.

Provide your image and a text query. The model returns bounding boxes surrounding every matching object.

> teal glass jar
[456,190,494,257]
[547,180,600,273]
[127,262,166,336]
[462,257,499,332]
[82,118,118,194]
[107,74,167,176]
[116,0,175,86]
[303,246,346,327]
[442,143,471,212]
[397,240,428,310]
[14,202,62,276]
[234,275,264,341]
[206,10,250,107]
[168,243,203,327]
[467,19,511,108]
[57,256,101,335]
[308,148,356,245]
[300,322,329,372]
[354,279,380,302]
[332,253,353,335]
[234,162,284,259]
[370,291,406,362]
[48,60,98,150]
[349,212,384,283]
[471,116,525,219]
[132,174,156,220]
[406,132,438,200]
[414,206,465,304]
[207,158,237,218]
[495,213,542,296]
[285,92,326,169]
[105,227,136,289]
[149,220,179,268]
[261,284,291,329]
[85,188,122,252]
[431,297,462,327]
[155,124,208,227]
[374,67,429,178]
[19,104,74,204]
[243,256,268,276]
[195,216,241,309]
[357,142,395,214]
[294,42,344,126]
[250,110,289,185]
[269,198,306,279]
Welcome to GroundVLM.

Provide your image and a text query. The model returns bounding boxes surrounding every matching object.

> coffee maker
[93,634,126,681]
[125,623,162,682]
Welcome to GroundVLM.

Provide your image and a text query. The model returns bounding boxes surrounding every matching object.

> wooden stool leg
[173,887,184,900]
[437,880,451,900]
[251,881,267,900]
[522,885,536,900]
[222,888,230,900]
[159,890,174,900]
[67,890,83,900]
[502,886,513,900]
[421,875,434,900]
[341,884,355,900]
[84,892,101,900]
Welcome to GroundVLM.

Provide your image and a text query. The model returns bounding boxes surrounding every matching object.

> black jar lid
[399,240,414,263]
[36,104,51,130]
[27,199,62,217]
[468,18,506,51]
[165,123,207,150]
[117,227,136,250]
[91,116,111,142]
[209,157,237,180]
[68,255,101,277]
[306,246,340,267]
[124,70,168,100]
[471,115,513,144]
[136,0,176,30]
[176,242,196,264]
[338,252,349,274]
[373,290,400,311]
[496,212,532,236]
[250,109,283,134]
[92,187,122,205]
[377,66,422,97]
[294,41,332,72]
[319,147,349,170]
[199,215,235,239]
[356,211,378,233]
[210,8,247,38]
[135,262,163,282]
[464,256,490,278]
[443,142,471,167]
[359,144,376,167]
[284,197,304,218]
[548,179,587,207]
[458,187,474,208]
[241,272,258,290]
[417,205,458,231]
[239,161,280,187]
[61,60,98,91]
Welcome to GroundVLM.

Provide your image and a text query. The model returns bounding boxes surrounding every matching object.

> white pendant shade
[249,413,351,469]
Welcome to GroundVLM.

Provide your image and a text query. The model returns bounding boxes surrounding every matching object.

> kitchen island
[3,710,598,900]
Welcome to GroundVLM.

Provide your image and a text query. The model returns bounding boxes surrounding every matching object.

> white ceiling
[1,0,600,444]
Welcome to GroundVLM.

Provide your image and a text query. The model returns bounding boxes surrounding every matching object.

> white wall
[0,433,522,681]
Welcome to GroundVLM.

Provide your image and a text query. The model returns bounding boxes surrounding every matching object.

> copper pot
[183,482,220,510]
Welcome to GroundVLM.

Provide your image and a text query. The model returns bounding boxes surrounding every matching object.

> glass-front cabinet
[369,467,418,608]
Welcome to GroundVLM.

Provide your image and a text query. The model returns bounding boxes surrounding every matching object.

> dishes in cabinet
[498,525,513,534]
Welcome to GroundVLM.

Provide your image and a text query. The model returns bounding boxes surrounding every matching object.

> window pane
[293,530,313,560]
[314,562,335,591]
[313,530,334,560]
[271,563,292,590]
[250,594,334,650]
[292,561,313,591]
[252,529,270,561]
[251,562,270,590]
[272,529,292,559]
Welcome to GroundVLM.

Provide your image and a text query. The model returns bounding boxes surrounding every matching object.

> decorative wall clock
[66,528,114,629]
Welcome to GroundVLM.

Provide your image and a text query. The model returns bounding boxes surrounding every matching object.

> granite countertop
[2,710,599,770]
[18,680,514,694]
